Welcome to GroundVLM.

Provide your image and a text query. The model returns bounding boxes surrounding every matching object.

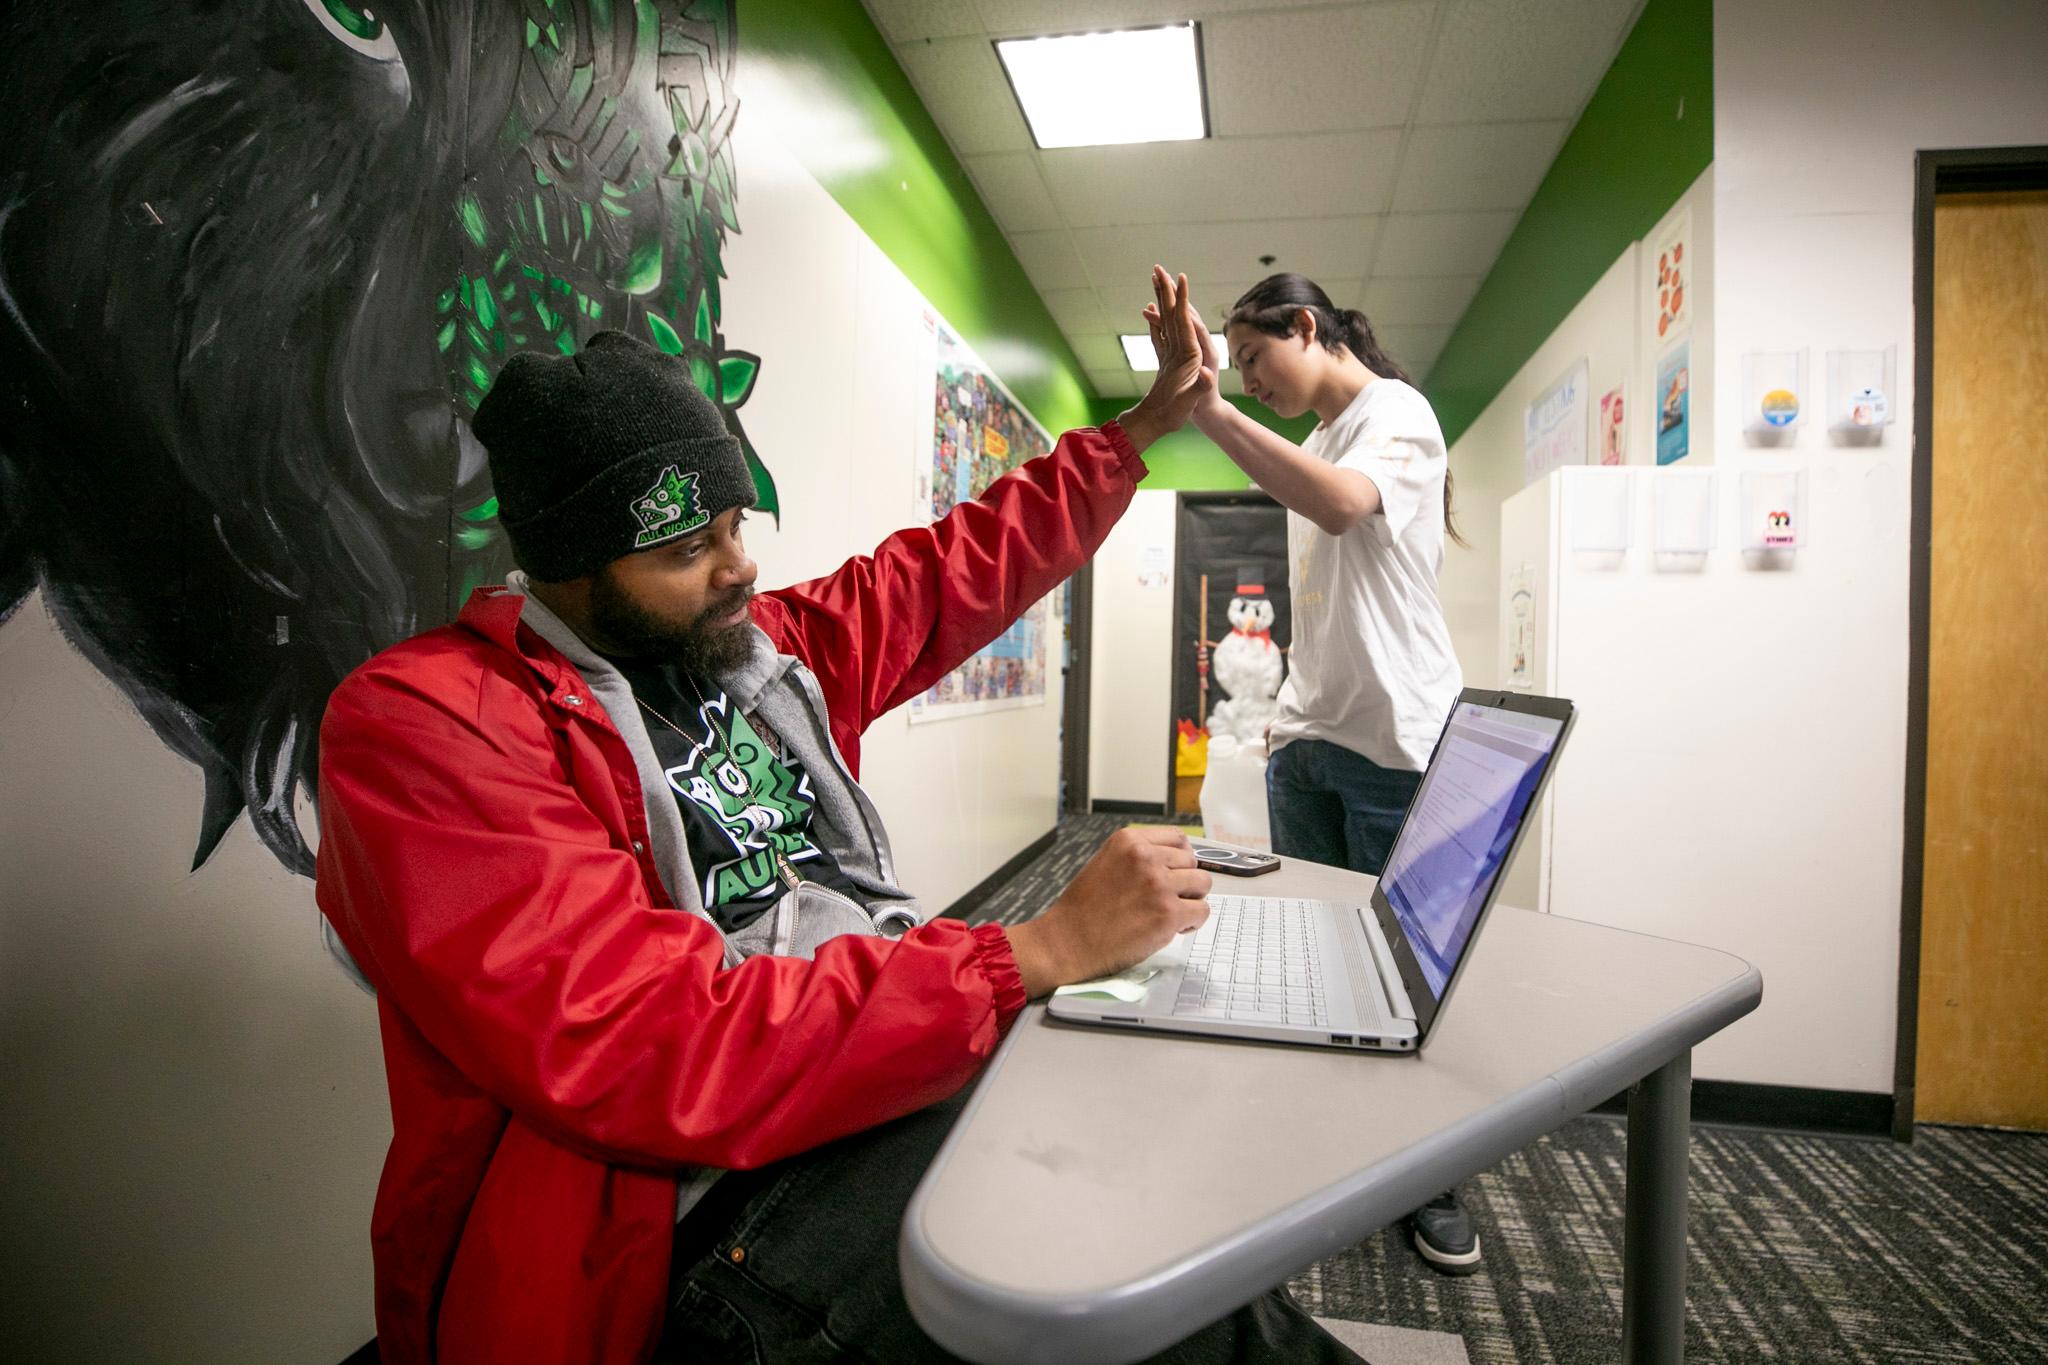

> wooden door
[1917,189,2048,1128]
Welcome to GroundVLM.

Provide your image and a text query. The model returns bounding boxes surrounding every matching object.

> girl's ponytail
[1336,308,1412,387]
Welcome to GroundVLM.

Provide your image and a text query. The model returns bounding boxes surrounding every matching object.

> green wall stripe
[1424,0,1713,449]
[741,0,1095,434]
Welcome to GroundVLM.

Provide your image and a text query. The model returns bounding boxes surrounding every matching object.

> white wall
[1696,0,2048,1091]
[1088,489,1180,806]
[723,117,1064,908]
[1454,0,2048,1094]
[0,604,389,1363]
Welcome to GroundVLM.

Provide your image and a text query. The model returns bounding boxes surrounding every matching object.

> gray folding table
[900,854,1762,1364]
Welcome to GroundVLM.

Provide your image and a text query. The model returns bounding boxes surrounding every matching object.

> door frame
[1895,144,2048,1140]
[1059,560,1095,815]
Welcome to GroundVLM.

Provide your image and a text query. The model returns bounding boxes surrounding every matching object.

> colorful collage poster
[908,313,1055,723]
[1656,341,1692,466]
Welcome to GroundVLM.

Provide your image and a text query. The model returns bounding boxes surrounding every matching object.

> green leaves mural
[442,0,772,601]
[0,1,782,876]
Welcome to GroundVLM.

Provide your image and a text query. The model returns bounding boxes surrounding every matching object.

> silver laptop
[1048,690,1575,1052]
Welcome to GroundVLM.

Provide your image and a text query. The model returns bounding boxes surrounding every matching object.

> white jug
[1198,734,1272,852]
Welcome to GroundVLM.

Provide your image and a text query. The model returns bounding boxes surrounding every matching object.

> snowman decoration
[1206,595,1284,744]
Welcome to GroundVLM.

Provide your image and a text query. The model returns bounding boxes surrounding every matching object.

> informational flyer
[909,311,1055,723]
[1523,359,1589,485]
[1656,341,1691,466]
[1506,562,1535,690]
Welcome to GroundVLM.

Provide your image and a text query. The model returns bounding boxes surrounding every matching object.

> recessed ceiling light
[1121,333,1229,371]
[995,24,1208,151]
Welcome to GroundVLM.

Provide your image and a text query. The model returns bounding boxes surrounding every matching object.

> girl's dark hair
[1226,273,1465,548]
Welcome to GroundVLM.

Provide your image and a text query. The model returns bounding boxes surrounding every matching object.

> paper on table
[1052,965,1162,1004]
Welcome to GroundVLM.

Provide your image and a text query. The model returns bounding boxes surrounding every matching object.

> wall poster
[1652,208,1691,344]
[908,311,1056,722]
[1599,385,1627,465]
[1506,562,1535,690]
[1656,341,1692,466]
[1524,358,1590,485]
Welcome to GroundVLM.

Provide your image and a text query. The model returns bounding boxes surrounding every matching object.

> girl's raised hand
[1138,266,1218,423]
[1143,266,1223,411]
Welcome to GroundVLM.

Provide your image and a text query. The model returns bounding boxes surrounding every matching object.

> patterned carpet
[957,814,2048,1365]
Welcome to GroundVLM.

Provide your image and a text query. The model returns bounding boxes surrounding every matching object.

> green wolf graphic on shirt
[663,694,823,906]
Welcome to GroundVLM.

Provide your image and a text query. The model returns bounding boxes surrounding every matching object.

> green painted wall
[1087,394,1318,490]
[1424,0,1713,448]
[740,0,1095,435]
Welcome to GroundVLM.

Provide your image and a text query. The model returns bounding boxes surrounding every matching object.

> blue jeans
[1265,739,1422,878]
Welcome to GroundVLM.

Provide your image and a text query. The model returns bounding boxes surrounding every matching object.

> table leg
[1622,1049,1691,1364]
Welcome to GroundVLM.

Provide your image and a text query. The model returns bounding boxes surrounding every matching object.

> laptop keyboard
[1172,895,1329,1027]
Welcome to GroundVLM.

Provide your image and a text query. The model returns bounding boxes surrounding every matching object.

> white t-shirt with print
[1269,378,1463,773]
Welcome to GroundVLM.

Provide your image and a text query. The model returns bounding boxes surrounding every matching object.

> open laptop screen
[1379,701,1566,997]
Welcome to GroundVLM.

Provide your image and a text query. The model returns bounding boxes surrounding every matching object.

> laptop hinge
[1360,906,1417,1022]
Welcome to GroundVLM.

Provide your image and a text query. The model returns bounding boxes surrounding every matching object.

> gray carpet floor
[958,814,2048,1364]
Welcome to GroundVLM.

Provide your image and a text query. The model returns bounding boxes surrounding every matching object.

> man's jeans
[1265,739,1423,878]
[657,1091,1368,1363]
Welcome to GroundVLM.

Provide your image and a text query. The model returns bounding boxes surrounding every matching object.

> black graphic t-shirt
[613,660,858,931]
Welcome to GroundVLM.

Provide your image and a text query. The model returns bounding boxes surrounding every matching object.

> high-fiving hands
[1115,266,1221,453]
[1143,265,1227,421]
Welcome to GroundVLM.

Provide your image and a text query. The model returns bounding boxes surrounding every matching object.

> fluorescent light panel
[996,24,1207,150]
[1120,333,1229,371]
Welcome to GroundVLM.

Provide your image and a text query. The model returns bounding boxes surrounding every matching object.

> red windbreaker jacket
[314,423,1145,1363]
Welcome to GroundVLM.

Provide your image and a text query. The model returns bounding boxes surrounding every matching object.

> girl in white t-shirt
[1143,266,1478,1274]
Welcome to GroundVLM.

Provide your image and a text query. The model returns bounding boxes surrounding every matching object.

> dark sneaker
[1409,1189,1482,1275]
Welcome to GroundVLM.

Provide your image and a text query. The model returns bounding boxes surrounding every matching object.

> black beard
[589,570,755,676]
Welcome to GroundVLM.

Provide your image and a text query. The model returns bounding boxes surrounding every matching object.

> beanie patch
[632,465,709,549]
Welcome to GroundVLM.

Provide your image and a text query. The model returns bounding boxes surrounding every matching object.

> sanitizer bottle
[1198,734,1272,852]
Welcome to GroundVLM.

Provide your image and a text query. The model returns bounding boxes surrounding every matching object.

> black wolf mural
[0,0,770,876]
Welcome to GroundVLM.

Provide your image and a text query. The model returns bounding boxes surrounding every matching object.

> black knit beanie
[473,330,756,581]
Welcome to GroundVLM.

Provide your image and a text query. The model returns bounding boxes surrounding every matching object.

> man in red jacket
[317,283,1367,1362]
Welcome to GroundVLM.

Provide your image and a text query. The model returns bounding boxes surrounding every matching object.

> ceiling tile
[964,153,1064,233]
[1361,275,1485,326]
[1371,210,1520,277]
[1205,3,1435,136]
[1007,230,1091,289]
[1086,365,1144,398]
[1069,333,1129,370]
[1390,122,1568,212]
[1039,287,1109,333]
[1373,324,1455,379]
[894,37,1032,155]
[1037,129,1401,228]
[1072,219,1378,296]
[1417,0,1640,124]
[1040,286,1122,333]
[863,0,986,43]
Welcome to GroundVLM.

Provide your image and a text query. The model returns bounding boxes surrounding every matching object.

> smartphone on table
[1190,845,1281,877]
